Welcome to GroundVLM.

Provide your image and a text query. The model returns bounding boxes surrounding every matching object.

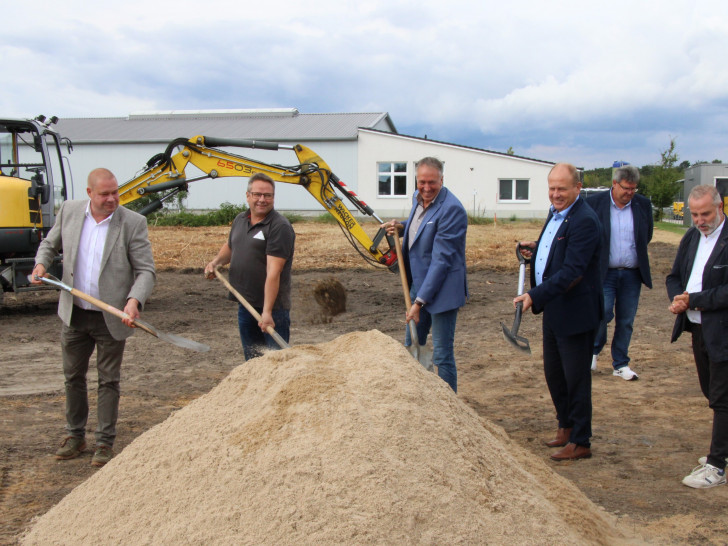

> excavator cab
[0,116,71,296]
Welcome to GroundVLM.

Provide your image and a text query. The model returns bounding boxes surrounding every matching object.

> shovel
[500,243,531,354]
[393,231,433,371]
[213,267,290,350]
[36,274,210,352]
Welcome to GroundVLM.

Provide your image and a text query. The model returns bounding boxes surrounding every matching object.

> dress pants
[691,324,728,470]
[61,306,125,447]
[543,320,595,447]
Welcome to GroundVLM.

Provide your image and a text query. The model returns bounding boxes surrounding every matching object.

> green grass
[282,212,305,223]
[147,202,247,226]
[655,221,688,234]
[312,213,339,224]
[467,214,493,225]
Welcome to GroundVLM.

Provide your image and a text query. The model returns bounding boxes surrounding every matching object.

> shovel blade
[500,321,531,354]
[406,343,420,360]
[405,343,434,372]
[156,330,211,353]
[134,319,211,353]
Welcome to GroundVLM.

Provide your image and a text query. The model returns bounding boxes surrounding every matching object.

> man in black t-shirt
[204,173,295,359]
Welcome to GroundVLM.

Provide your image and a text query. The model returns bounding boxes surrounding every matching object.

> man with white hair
[667,184,728,488]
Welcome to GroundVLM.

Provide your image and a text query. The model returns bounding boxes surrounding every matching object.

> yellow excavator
[118,135,397,269]
[1,123,397,301]
[0,116,71,299]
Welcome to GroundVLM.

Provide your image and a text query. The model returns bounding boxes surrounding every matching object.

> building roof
[359,128,556,166]
[55,109,397,144]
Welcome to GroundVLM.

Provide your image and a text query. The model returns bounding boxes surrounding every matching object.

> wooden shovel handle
[68,287,156,336]
[213,267,290,349]
[393,231,414,309]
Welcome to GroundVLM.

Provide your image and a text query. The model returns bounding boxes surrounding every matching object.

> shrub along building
[55,109,555,220]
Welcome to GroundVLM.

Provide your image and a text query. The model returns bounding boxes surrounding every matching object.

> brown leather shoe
[550,443,592,461]
[543,427,572,448]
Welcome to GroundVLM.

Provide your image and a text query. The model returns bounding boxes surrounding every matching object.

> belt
[610,267,638,271]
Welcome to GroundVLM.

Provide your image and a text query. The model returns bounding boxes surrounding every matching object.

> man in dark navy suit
[667,185,728,489]
[586,165,653,380]
[384,157,468,392]
[515,163,602,460]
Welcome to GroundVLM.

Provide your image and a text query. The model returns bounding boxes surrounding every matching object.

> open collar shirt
[73,203,113,309]
[534,198,578,286]
[686,217,726,324]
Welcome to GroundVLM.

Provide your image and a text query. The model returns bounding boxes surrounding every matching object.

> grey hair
[415,157,444,177]
[688,184,722,207]
[614,165,640,184]
[247,172,275,193]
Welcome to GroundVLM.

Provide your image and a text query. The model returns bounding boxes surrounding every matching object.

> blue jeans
[405,301,459,392]
[593,268,642,370]
[237,304,290,361]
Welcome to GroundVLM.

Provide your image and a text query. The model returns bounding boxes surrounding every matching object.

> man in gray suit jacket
[32,168,155,467]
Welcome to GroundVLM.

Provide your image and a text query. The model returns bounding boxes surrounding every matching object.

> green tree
[642,138,682,221]
[582,167,612,188]
[506,146,515,155]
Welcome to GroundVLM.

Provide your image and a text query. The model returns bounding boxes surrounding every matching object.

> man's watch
[414,299,425,308]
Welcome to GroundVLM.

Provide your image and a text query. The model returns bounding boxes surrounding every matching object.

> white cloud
[2,0,727,167]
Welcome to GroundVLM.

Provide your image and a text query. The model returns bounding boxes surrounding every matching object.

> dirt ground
[2,229,727,544]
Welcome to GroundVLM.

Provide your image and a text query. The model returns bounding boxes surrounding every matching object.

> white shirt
[686,218,725,324]
[73,203,113,309]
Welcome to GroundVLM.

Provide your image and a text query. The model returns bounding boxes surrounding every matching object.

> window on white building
[378,162,408,196]
[499,179,529,202]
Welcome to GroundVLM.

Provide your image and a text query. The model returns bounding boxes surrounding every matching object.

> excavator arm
[118,136,397,268]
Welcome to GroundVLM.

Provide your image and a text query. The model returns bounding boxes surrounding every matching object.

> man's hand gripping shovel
[35,274,210,352]
[500,243,531,354]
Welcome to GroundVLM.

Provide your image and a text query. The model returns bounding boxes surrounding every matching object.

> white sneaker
[591,355,597,371]
[613,366,639,380]
[698,456,728,466]
[682,464,727,489]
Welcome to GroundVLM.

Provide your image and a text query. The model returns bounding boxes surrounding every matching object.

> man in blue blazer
[385,157,468,392]
[667,185,728,489]
[586,165,653,380]
[515,163,602,460]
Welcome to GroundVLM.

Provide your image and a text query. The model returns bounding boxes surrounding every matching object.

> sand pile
[23,330,627,545]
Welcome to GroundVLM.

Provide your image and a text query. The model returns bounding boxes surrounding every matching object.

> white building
[55,109,555,219]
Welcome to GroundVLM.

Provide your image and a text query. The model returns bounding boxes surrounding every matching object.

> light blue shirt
[535,198,579,286]
[608,192,638,269]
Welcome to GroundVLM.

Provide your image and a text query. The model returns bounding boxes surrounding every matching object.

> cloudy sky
[3,0,727,168]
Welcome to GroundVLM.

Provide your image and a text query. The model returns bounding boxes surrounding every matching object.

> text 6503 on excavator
[118,135,398,269]
[0,116,73,300]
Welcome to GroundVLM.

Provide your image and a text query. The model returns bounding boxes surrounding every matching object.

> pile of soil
[22,330,625,545]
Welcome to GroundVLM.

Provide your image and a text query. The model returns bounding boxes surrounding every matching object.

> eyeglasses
[616,182,637,193]
[248,192,274,200]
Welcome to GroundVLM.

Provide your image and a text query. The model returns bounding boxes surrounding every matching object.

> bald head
[88,168,117,190]
[86,168,120,220]
[547,163,582,212]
